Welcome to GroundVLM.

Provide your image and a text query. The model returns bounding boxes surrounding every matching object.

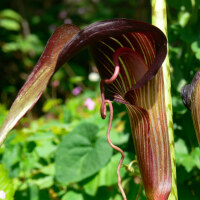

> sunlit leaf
[62,191,83,200]
[175,139,200,172]
[0,164,15,200]
[0,9,22,22]
[82,152,132,196]
[55,123,112,184]
[0,19,20,31]
[31,176,54,190]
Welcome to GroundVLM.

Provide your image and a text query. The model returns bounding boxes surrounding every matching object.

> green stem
[151,0,178,199]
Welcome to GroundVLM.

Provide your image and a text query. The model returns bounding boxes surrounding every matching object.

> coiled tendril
[100,53,127,200]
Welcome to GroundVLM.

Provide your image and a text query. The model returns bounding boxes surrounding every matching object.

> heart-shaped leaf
[55,123,113,184]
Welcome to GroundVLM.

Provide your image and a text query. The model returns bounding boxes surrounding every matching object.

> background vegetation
[0,0,200,199]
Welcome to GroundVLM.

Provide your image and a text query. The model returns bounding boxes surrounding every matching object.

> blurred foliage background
[0,0,200,199]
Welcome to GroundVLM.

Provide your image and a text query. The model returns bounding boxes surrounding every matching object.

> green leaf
[175,139,200,172]
[191,41,200,52]
[40,164,55,176]
[29,184,39,200]
[0,164,15,200]
[69,76,85,84]
[62,191,83,200]
[178,11,190,27]
[42,99,62,112]
[0,9,22,22]
[0,19,20,31]
[2,143,21,172]
[172,96,187,114]
[83,152,132,196]
[2,42,20,53]
[175,139,188,155]
[191,41,200,61]
[55,123,113,184]
[31,176,54,190]
[27,131,55,142]
[190,147,200,170]
[35,141,57,158]
[98,153,132,186]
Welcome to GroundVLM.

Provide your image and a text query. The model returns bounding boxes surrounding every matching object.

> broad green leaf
[62,191,83,200]
[112,194,123,200]
[175,139,200,172]
[2,143,21,173]
[83,152,132,196]
[35,141,57,158]
[98,153,132,186]
[175,139,188,155]
[0,164,15,200]
[192,147,200,169]
[19,152,39,177]
[82,174,99,196]
[55,123,113,184]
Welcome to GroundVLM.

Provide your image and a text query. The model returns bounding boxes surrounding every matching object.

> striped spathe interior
[91,31,172,199]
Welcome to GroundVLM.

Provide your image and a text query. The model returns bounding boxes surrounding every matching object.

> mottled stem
[100,66,127,200]
[152,0,178,199]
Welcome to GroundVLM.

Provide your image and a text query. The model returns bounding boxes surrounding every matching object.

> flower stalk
[151,0,178,199]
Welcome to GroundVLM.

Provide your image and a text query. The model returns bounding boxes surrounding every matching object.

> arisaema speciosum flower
[0,19,171,200]
[181,71,200,146]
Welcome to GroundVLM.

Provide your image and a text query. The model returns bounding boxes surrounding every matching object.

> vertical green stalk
[151,0,178,199]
